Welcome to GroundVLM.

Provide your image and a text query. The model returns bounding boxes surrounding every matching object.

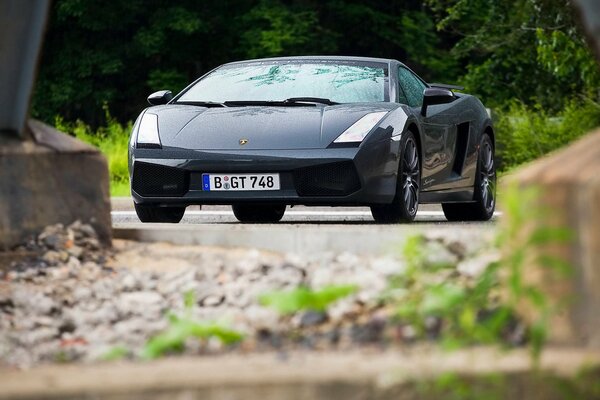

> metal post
[575,0,600,58]
[0,0,49,138]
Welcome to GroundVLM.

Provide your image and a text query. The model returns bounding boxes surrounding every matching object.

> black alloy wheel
[442,133,496,221]
[371,131,420,223]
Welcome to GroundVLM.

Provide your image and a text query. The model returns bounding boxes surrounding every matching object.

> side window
[398,67,426,107]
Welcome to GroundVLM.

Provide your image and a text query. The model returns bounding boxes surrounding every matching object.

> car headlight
[333,111,389,144]
[136,113,161,148]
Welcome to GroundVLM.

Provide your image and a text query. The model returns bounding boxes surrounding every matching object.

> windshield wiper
[223,98,339,107]
[174,100,227,108]
[283,97,339,105]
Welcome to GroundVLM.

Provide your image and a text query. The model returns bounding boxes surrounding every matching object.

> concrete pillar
[0,1,111,249]
[0,0,49,137]
[508,130,600,347]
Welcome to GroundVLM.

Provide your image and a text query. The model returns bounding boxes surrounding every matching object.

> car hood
[149,103,398,150]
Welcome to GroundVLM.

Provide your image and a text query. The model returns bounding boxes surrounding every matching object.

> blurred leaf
[259,285,357,314]
[142,318,243,360]
[100,345,128,361]
[421,284,465,315]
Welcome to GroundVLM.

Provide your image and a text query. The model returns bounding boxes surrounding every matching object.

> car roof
[223,55,400,67]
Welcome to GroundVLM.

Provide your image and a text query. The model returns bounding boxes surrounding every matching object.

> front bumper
[130,143,399,206]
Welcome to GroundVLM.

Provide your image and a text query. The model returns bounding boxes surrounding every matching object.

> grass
[54,106,131,197]
[110,180,131,197]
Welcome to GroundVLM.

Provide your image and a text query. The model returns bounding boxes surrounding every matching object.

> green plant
[259,285,358,315]
[495,98,600,171]
[100,345,129,361]
[496,183,572,359]
[142,291,243,360]
[388,185,573,358]
[54,105,131,196]
[389,235,510,348]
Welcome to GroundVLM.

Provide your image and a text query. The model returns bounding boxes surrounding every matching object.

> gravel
[0,221,506,368]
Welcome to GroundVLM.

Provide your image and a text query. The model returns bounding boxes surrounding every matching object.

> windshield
[176,61,388,104]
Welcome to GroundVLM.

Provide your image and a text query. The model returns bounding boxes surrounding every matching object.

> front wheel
[232,204,286,223]
[134,203,186,223]
[371,131,420,223]
[442,133,496,221]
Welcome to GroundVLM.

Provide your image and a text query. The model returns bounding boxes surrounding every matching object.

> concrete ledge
[0,348,598,399]
[0,120,111,249]
[509,129,600,347]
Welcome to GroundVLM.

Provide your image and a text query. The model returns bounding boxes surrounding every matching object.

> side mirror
[147,90,173,106]
[421,87,454,116]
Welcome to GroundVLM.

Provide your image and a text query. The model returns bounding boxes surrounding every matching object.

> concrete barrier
[508,129,600,347]
[0,120,111,249]
[0,348,598,400]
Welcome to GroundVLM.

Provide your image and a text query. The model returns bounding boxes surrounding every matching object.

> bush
[54,106,131,196]
[495,98,600,171]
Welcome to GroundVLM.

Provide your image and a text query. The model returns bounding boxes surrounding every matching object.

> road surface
[111,200,499,255]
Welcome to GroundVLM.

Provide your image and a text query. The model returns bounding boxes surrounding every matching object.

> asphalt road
[111,199,499,254]
[111,199,500,226]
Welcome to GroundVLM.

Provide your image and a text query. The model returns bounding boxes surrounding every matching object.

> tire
[134,203,186,223]
[371,131,420,223]
[442,133,496,221]
[232,204,286,223]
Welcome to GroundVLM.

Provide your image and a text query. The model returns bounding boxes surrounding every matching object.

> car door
[398,66,457,191]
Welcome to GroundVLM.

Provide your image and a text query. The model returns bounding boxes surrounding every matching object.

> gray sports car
[129,56,496,223]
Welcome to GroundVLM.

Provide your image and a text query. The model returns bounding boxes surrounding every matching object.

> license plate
[202,173,280,191]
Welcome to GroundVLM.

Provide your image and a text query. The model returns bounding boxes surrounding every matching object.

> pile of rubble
[0,222,511,368]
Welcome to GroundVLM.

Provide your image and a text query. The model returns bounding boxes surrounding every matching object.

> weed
[141,291,243,360]
[387,184,572,358]
[100,345,129,361]
[54,105,131,197]
[259,285,358,314]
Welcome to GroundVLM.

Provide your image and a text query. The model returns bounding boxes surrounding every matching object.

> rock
[200,294,225,307]
[72,286,93,302]
[67,245,84,259]
[117,291,165,318]
[456,252,499,278]
[399,324,417,341]
[422,240,459,268]
[244,306,279,330]
[19,327,57,346]
[42,233,65,250]
[299,311,328,327]
[42,250,61,265]
[370,257,406,276]
[120,274,139,291]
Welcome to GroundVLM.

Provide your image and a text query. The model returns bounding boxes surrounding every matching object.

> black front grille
[132,162,188,197]
[294,161,361,196]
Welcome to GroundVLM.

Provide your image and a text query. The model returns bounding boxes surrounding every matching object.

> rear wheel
[134,203,186,223]
[232,204,286,223]
[371,131,420,223]
[442,133,496,221]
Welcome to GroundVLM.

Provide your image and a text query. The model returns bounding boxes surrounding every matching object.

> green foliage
[388,185,573,358]
[259,285,358,314]
[142,317,243,359]
[54,106,131,196]
[496,184,573,359]
[100,346,129,361]
[34,1,457,125]
[495,98,600,170]
[142,291,243,360]
[413,369,600,400]
[426,0,599,111]
[390,236,512,348]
